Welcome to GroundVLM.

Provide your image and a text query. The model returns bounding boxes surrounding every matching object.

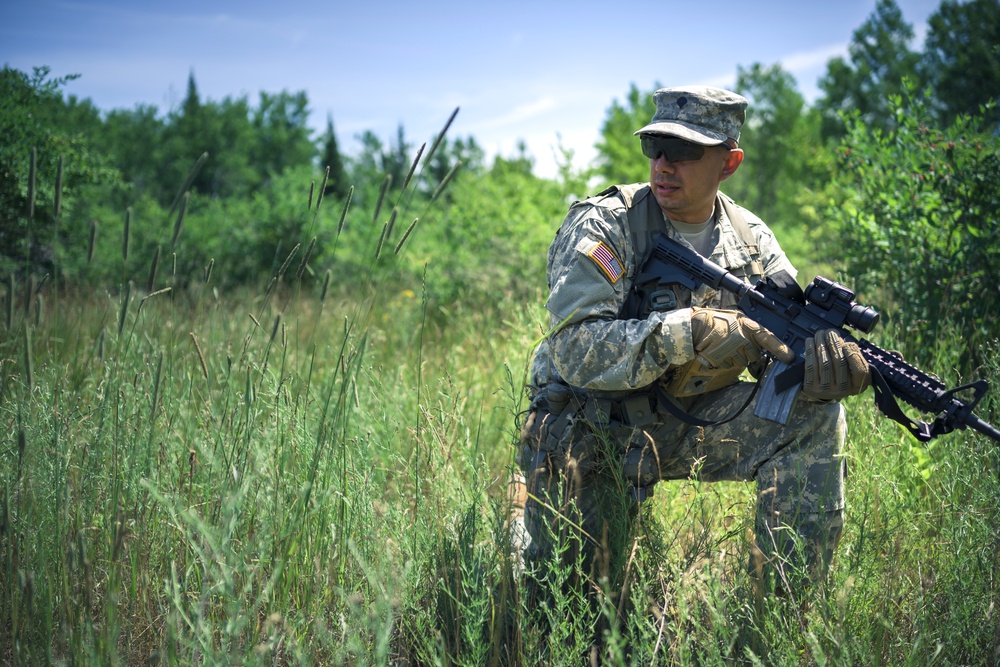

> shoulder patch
[576,237,624,284]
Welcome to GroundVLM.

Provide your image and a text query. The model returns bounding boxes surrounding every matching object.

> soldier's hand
[690,308,795,368]
[802,329,870,401]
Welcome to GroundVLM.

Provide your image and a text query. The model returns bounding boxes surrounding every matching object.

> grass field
[2,224,999,665]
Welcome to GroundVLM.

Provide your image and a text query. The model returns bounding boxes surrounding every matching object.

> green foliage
[817,0,921,141]
[826,84,1000,370]
[0,66,119,275]
[595,82,659,186]
[921,0,1000,127]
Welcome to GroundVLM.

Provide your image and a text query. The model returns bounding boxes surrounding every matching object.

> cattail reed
[167,152,207,216]
[146,246,160,292]
[139,287,171,313]
[54,155,64,220]
[307,180,315,211]
[249,313,262,331]
[277,243,300,280]
[296,237,316,280]
[401,143,425,193]
[6,274,13,331]
[320,269,331,302]
[394,217,420,255]
[337,186,353,236]
[27,147,36,220]
[204,258,215,284]
[385,207,398,241]
[189,332,208,379]
[375,221,388,259]
[373,174,391,225]
[316,165,330,211]
[150,351,163,422]
[432,161,462,201]
[118,281,132,336]
[170,192,189,251]
[426,107,459,164]
[23,326,33,392]
[269,314,281,345]
[123,208,131,263]
[87,220,98,265]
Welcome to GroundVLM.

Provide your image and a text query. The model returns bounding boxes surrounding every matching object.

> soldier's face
[648,142,743,223]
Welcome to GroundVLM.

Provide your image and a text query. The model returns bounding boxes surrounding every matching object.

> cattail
[316,165,330,211]
[269,314,281,345]
[6,274,14,331]
[307,181,315,211]
[277,243,300,280]
[337,186,353,236]
[204,258,214,284]
[249,312,262,331]
[167,152,207,217]
[320,269,331,302]
[394,217,420,255]
[189,332,208,379]
[54,155,64,220]
[122,208,131,263]
[150,351,163,422]
[23,326,33,392]
[296,236,316,280]
[170,192,189,251]
[139,287,171,313]
[432,160,462,201]
[118,281,132,336]
[401,143,425,193]
[27,147,36,220]
[87,220,98,265]
[373,174,391,225]
[426,107,459,164]
[146,246,160,292]
[385,207,398,241]
[374,221,388,260]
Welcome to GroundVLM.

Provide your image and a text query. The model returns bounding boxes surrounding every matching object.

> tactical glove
[690,308,795,368]
[802,329,870,401]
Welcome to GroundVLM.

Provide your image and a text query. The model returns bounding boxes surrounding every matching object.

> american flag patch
[577,237,624,283]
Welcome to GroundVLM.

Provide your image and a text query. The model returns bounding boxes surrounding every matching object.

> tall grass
[2,155,999,664]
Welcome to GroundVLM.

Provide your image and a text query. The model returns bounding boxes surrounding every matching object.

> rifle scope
[804,277,880,334]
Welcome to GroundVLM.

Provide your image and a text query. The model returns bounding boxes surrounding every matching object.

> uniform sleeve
[544,205,695,391]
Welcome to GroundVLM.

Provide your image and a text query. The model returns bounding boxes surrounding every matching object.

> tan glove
[690,308,795,368]
[802,329,870,401]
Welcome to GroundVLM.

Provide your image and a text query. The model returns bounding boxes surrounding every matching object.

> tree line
[1,0,998,366]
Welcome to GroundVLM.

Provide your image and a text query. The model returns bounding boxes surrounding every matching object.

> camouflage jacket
[530,183,796,396]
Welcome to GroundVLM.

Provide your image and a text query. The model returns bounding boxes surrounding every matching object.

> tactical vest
[587,183,763,317]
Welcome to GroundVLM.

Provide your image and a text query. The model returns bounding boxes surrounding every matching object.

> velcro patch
[576,237,624,284]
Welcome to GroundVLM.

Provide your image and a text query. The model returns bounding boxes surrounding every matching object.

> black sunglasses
[640,135,714,162]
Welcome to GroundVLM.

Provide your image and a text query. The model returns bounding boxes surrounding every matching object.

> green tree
[0,66,117,275]
[251,90,315,185]
[594,82,659,186]
[729,63,823,226]
[816,0,921,140]
[826,84,1000,370]
[921,0,1000,127]
[320,113,349,199]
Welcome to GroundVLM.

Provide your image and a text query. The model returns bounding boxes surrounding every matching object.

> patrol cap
[634,86,748,145]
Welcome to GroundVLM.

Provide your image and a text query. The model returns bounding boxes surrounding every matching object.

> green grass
[3,160,1000,665]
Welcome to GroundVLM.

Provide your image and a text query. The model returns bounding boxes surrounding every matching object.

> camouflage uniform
[517,87,847,589]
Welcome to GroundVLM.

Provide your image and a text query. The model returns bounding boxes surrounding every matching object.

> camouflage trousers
[516,381,847,590]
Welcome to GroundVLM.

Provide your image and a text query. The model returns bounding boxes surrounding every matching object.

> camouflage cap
[634,86,748,145]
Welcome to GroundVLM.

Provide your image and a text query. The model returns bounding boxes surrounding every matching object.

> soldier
[515,85,869,596]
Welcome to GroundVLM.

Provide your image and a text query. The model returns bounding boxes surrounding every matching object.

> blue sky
[2,0,943,177]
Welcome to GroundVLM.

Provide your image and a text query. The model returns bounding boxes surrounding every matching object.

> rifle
[635,233,1000,443]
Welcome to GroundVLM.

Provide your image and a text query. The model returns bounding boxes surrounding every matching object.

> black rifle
[635,233,1000,443]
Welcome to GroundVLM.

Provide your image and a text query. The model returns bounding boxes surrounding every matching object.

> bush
[827,83,1000,371]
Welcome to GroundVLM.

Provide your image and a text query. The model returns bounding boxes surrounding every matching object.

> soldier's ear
[720,148,743,181]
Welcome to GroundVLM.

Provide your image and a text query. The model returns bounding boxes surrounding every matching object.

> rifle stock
[641,233,1000,443]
